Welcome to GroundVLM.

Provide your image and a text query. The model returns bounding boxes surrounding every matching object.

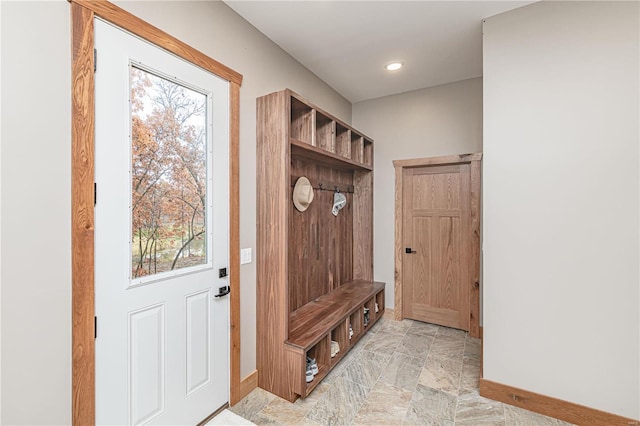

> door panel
[186,290,211,395]
[129,304,165,425]
[95,18,229,425]
[403,164,470,330]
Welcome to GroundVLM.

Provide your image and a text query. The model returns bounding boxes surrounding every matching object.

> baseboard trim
[238,370,258,402]
[383,308,395,319]
[479,378,639,426]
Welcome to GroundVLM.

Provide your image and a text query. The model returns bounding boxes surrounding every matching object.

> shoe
[375,302,379,313]
[306,365,314,383]
[330,340,340,358]
[349,324,354,339]
[306,356,319,375]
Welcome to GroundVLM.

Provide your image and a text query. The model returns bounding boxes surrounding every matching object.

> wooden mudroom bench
[284,281,385,397]
[257,89,381,402]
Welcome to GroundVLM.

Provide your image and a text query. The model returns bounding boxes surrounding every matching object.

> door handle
[405,248,416,254]
[214,286,230,298]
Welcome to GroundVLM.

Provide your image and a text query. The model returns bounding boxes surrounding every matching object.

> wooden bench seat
[287,280,385,350]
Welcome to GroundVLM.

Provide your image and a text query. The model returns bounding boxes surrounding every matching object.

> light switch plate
[240,248,252,265]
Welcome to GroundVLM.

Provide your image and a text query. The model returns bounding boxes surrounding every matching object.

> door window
[130,65,211,283]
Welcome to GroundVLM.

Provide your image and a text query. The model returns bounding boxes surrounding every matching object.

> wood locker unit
[257,89,384,402]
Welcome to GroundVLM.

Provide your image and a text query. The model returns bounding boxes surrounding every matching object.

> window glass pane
[130,66,208,279]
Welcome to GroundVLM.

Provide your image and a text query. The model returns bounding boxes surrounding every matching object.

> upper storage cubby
[350,133,364,164]
[290,96,313,144]
[363,138,373,167]
[286,92,373,171]
[315,111,335,153]
[335,123,351,159]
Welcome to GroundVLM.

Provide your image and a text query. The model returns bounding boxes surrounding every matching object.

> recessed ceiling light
[385,62,404,71]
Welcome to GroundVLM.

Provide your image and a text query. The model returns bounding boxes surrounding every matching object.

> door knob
[405,248,416,254]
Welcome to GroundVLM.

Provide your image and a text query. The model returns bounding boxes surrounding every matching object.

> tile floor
[231,318,572,425]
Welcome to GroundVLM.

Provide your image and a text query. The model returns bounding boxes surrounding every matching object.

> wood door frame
[393,153,482,338]
[70,1,243,424]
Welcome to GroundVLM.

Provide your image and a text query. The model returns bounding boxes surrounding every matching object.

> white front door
[94,19,230,425]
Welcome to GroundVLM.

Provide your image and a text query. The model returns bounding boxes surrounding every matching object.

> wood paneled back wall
[289,158,354,312]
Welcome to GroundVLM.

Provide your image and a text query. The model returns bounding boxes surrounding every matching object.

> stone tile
[258,382,330,425]
[408,320,441,337]
[404,384,457,425]
[231,388,277,420]
[463,354,481,368]
[323,361,347,385]
[295,381,331,408]
[259,397,308,425]
[396,330,433,361]
[437,326,468,338]
[429,334,466,359]
[459,362,481,395]
[350,329,375,355]
[454,390,505,425]
[352,381,412,425]
[419,353,463,395]
[504,404,563,425]
[362,330,403,358]
[249,412,282,425]
[379,318,414,334]
[379,352,423,392]
[298,420,323,426]
[342,349,388,390]
[305,376,368,426]
[368,317,384,333]
[464,336,481,358]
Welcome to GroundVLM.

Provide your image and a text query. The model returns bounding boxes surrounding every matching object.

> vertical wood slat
[71,3,96,425]
[469,160,481,338]
[229,81,242,405]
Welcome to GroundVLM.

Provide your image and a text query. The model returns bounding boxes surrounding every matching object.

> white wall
[483,1,639,419]
[1,2,72,424]
[352,78,483,309]
[0,1,350,424]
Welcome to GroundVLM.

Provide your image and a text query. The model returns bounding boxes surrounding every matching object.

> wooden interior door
[402,164,471,330]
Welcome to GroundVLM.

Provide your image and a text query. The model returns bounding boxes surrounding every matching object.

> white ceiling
[225,1,535,103]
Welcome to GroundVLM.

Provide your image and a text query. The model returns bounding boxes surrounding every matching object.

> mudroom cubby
[376,289,385,314]
[257,89,384,402]
[330,321,348,365]
[349,309,363,342]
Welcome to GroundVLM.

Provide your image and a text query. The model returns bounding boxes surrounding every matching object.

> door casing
[393,153,481,338]
[70,1,243,424]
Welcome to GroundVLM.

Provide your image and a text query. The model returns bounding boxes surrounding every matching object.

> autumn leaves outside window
[130,66,209,279]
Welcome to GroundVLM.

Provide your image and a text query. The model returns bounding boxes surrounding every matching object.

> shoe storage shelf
[257,89,384,402]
